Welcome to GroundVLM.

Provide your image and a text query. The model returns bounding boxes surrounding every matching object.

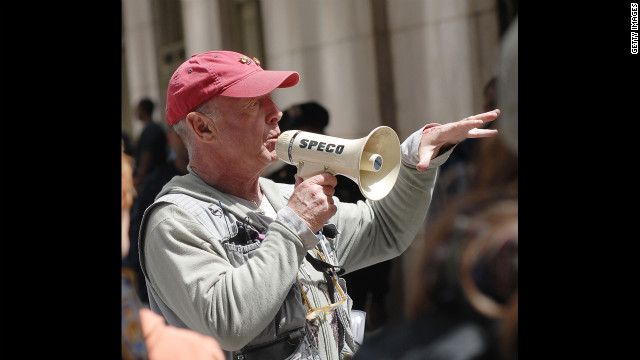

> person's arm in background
[140,308,225,360]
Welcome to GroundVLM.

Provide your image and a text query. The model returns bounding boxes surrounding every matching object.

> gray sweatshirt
[138,127,453,360]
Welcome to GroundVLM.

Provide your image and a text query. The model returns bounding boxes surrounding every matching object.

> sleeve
[276,206,320,250]
[331,126,455,273]
[142,202,310,350]
[401,125,456,169]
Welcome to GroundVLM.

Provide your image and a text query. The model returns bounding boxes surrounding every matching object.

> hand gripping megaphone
[275,126,401,201]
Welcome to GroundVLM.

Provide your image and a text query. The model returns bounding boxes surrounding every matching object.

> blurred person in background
[427,76,499,221]
[122,130,134,157]
[132,97,168,191]
[124,127,189,305]
[122,146,225,360]
[353,16,518,360]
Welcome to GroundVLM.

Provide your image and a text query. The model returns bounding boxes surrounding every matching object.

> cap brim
[220,70,300,97]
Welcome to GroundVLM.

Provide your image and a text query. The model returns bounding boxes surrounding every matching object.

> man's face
[213,94,283,169]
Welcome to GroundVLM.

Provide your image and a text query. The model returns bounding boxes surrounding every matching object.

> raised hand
[416,109,500,171]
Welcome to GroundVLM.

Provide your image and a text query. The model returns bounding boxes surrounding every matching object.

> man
[138,50,499,360]
[133,97,168,191]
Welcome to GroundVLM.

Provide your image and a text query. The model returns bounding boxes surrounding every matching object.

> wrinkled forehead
[210,94,272,111]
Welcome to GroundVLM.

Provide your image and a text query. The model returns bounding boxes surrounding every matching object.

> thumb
[416,145,437,171]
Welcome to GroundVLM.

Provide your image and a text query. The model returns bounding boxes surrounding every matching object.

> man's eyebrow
[241,94,271,110]
[240,98,258,110]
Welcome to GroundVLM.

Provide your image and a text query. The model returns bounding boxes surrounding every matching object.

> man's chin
[264,148,279,163]
[268,151,280,163]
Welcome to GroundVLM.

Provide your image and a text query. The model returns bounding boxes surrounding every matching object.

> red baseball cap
[165,50,300,125]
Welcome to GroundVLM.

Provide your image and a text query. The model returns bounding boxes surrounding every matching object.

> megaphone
[275,126,401,201]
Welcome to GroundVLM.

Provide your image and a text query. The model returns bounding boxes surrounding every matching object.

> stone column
[181,0,224,55]
[122,0,161,139]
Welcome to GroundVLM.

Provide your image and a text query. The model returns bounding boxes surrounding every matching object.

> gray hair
[171,98,221,158]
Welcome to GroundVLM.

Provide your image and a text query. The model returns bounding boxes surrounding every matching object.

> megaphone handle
[297,161,335,179]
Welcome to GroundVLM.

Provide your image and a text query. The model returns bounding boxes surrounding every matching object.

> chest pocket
[222,220,264,267]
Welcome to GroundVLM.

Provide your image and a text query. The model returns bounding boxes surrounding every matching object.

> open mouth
[265,133,280,151]
[266,132,280,144]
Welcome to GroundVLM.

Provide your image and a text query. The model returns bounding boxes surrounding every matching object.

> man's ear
[185,112,218,142]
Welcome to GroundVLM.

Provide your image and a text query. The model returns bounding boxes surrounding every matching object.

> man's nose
[266,100,282,125]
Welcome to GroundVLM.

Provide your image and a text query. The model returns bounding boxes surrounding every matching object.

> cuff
[276,206,320,250]
[401,124,458,169]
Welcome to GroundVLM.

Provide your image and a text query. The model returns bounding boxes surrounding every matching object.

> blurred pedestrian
[124,127,189,304]
[122,146,226,360]
[428,76,499,220]
[133,97,168,191]
[122,130,134,156]
[353,17,518,360]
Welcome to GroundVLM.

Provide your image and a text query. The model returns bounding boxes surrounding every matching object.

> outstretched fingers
[467,127,499,138]
[415,109,501,171]
[468,108,500,124]
[461,108,500,138]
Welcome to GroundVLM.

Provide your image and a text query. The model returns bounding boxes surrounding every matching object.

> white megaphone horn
[275,126,401,201]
